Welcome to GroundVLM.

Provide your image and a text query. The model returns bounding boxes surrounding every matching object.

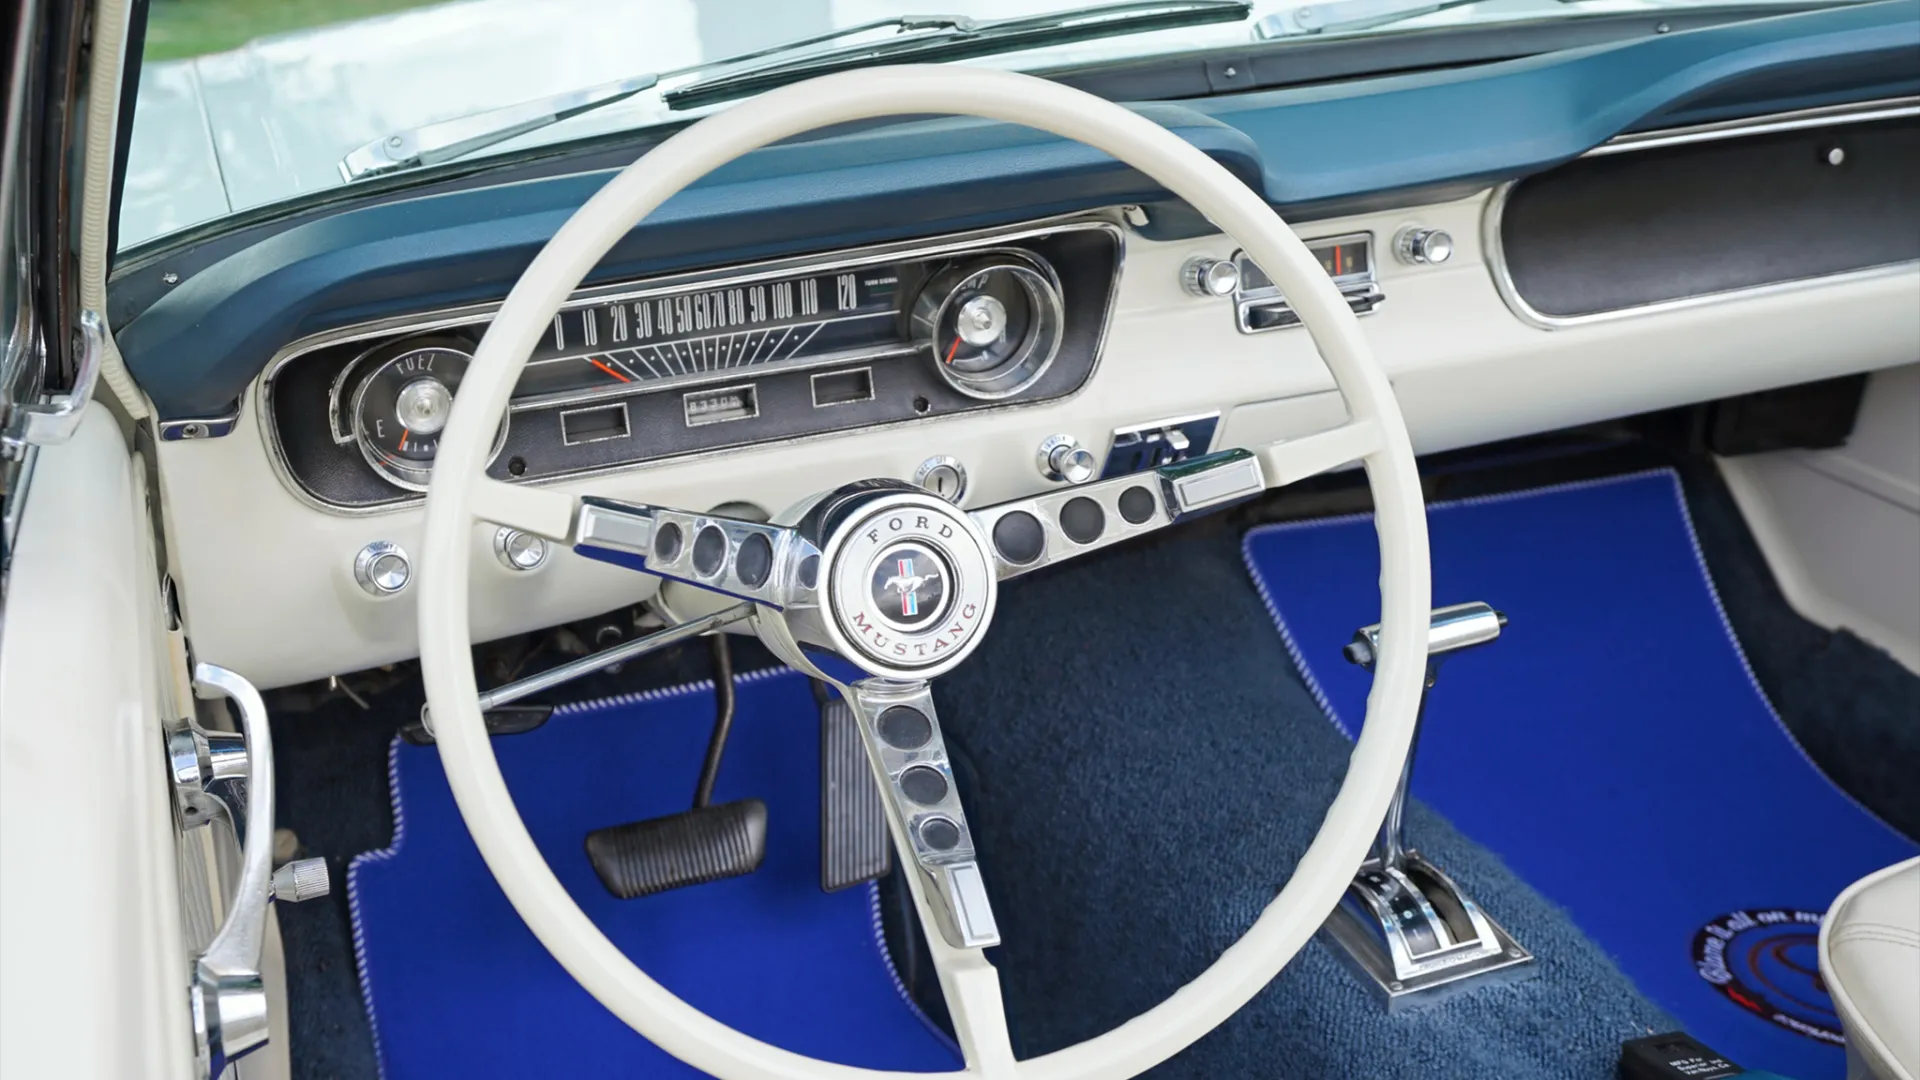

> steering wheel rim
[419,65,1431,1080]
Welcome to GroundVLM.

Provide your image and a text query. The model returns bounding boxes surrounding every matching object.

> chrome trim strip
[254,211,1126,517]
[158,389,245,441]
[1583,96,1920,157]
[1485,98,1920,330]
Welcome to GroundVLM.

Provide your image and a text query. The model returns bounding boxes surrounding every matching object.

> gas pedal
[819,689,891,892]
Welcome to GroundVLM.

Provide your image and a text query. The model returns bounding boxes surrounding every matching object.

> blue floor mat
[1242,469,1918,1080]
[348,669,960,1078]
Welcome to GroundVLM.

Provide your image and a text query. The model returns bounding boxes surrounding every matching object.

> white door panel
[0,402,194,1079]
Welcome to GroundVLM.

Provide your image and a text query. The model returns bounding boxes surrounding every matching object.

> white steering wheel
[419,65,1431,1080]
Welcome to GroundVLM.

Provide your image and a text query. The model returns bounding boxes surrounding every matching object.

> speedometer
[349,339,505,490]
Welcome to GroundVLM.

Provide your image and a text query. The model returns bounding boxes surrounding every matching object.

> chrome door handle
[177,663,328,1078]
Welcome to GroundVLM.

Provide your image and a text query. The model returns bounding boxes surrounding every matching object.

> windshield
[117,0,1833,251]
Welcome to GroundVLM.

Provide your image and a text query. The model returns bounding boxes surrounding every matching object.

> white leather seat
[1820,857,1920,1080]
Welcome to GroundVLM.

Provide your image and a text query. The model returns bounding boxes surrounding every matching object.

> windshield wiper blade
[338,14,991,180]
[1251,0,1556,37]
[664,0,1254,111]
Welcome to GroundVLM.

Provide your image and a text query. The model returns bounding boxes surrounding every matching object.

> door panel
[0,401,194,1078]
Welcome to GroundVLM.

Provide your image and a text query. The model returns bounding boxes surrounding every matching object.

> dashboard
[128,7,1920,691]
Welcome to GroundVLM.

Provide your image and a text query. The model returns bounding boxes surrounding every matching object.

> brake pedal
[817,682,890,892]
[585,799,767,898]
[584,636,767,898]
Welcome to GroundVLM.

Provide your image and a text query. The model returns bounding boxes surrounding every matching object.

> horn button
[821,494,997,678]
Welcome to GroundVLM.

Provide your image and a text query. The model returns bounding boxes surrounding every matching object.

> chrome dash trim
[1582,96,1920,157]
[254,210,1126,517]
[157,389,245,441]
[1485,98,1920,331]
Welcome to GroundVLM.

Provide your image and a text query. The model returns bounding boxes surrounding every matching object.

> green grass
[143,0,455,61]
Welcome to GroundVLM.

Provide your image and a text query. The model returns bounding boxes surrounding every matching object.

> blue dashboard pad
[1242,470,1917,1080]
[349,669,960,1078]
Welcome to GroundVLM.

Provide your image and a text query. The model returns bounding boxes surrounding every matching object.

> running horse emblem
[883,558,940,617]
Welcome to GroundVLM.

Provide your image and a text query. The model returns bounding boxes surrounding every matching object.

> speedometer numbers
[349,340,503,490]
[909,254,1065,400]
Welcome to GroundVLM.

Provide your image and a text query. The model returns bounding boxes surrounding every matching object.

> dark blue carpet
[1242,469,1919,1080]
[347,670,960,1078]
[928,520,1676,1079]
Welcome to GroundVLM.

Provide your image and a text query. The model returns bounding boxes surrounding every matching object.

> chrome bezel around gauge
[347,338,508,491]
[909,251,1065,401]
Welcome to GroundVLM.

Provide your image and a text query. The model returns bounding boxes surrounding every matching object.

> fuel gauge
[349,339,506,490]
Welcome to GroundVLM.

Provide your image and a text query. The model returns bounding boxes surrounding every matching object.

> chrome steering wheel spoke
[972,420,1381,579]
[836,677,1014,1072]
[571,496,822,610]
[841,678,999,951]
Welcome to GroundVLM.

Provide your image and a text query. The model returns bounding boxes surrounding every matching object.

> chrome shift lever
[1344,602,1505,870]
[1323,602,1533,1010]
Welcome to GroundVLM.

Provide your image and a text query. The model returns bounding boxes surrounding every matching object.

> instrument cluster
[264,218,1121,511]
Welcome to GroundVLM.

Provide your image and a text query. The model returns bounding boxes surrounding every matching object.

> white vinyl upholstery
[1820,857,1920,1080]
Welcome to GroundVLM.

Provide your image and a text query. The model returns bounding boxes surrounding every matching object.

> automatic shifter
[1323,601,1535,1009]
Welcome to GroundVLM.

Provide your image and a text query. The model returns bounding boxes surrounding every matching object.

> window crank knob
[271,857,331,903]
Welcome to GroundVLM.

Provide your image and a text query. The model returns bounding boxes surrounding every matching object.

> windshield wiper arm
[338,14,991,180]
[664,0,1253,111]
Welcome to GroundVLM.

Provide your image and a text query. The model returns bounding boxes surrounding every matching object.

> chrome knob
[1181,256,1240,297]
[1395,227,1454,266]
[353,541,411,596]
[1038,434,1098,485]
[270,858,331,903]
[493,527,549,571]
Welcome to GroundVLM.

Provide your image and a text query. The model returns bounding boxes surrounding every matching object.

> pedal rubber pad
[584,799,767,899]
[821,698,891,892]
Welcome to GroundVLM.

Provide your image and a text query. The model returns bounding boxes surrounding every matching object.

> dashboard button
[1181,256,1240,297]
[493,527,549,572]
[991,511,1047,565]
[1037,433,1097,485]
[1395,227,1454,266]
[353,541,411,596]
